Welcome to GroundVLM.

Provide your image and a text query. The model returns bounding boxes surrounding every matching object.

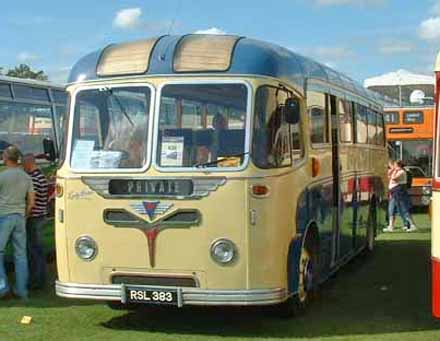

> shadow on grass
[1,262,97,309]
[102,233,440,338]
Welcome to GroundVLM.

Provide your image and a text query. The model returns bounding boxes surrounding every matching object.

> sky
[1,0,440,84]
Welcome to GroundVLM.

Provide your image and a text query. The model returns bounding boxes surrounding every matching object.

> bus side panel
[246,166,310,291]
[432,191,440,317]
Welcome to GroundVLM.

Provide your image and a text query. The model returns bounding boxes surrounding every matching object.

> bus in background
[385,106,434,208]
[52,35,387,316]
[432,51,440,318]
[0,76,67,216]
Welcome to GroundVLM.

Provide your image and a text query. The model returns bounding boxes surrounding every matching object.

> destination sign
[108,179,194,196]
[389,127,414,134]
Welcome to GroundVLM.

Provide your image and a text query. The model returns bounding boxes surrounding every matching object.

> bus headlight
[423,186,432,195]
[75,236,98,261]
[210,239,237,265]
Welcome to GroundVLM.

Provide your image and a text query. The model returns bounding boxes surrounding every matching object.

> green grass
[1,213,439,341]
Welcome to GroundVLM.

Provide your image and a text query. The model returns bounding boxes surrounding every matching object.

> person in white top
[383,160,417,232]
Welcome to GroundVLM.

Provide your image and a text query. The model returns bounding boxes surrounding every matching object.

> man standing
[0,146,34,299]
[23,153,48,289]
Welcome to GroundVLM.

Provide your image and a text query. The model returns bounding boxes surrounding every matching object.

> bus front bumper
[55,281,288,306]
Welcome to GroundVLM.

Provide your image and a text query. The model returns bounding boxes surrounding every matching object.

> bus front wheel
[275,235,318,318]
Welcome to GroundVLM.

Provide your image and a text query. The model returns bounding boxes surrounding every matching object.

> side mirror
[283,98,300,125]
[43,138,57,162]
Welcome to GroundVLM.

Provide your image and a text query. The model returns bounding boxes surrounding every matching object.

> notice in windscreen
[160,136,184,166]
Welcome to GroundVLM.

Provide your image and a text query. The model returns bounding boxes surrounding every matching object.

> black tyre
[366,200,377,253]
[274,235,318,318]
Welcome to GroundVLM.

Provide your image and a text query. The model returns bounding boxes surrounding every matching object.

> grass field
[0,213,439,341]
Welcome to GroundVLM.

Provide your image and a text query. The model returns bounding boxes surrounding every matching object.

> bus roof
[68,34,381,106]
[436,52,440,72]
[0,75,65,89]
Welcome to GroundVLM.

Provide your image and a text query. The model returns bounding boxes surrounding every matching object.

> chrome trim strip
[55,281,287,306]
[82,177,226,199]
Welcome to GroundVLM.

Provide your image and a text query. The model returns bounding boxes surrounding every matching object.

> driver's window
[252,86,297,169]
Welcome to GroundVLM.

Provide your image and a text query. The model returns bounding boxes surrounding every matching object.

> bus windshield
[157,83,248,169]
[388,139,433,177]
[70,86,151,170]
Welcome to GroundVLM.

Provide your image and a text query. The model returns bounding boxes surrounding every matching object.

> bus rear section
[432,52,440,318]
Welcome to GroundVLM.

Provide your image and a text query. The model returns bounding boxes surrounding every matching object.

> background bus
[0,76,67,258]
[385,106,434,207]
[432,52,440,318]
[365,70,435,208]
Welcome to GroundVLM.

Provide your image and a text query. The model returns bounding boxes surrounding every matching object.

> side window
[403,111,424,124]
[253,86,301,169]
[308,92,328,145]
[384,111,399,124]
[0,101,55,155]
[376,112,385,146]
[339,100,353,143]
[356,104,368,144]
[367,109,377,145]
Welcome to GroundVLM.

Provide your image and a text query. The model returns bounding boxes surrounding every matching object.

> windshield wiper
[102,87,135,127]
[195,152,249,168]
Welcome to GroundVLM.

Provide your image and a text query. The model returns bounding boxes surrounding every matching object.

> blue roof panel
[68,35,380,106]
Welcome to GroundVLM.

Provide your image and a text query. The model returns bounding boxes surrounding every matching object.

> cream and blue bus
[51,34,387,316]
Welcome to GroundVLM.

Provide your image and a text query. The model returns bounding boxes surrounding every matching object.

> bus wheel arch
[366,196,378,252]
[277,222,320,317]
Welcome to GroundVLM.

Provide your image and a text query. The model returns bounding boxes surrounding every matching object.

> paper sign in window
[160,136,184,166]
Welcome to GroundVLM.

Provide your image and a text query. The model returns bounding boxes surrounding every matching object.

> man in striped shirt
[23,154,48,289]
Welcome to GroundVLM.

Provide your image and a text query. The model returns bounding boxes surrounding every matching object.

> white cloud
[194,27,226,35]
[315,0,386,6]
[17,52,40,63]
[379,41,414,55]
[419,17,440,41]
[113,8,142,30]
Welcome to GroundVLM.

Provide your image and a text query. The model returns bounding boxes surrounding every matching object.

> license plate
[124,286,179,306]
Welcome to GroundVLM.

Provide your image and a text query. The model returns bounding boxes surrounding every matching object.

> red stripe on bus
[432,257,440,318]
[434,71,440,189]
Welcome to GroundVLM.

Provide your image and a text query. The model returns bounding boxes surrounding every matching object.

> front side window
[157,83,248,169]
[70,86,151,170]
[253,86,302,168]
[308,92,328,144]
[403,111,424,124]
[0,101,55,154]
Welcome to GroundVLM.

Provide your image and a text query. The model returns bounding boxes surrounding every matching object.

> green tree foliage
[5,64,48,81]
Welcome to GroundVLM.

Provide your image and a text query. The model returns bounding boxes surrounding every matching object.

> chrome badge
[130,201,173,220]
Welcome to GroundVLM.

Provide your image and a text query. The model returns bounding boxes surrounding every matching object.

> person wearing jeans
[23,154,49,289]
[383,160,416,232]
[0,146,35,299]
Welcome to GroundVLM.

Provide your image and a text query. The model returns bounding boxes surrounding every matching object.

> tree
[6,64,48,81]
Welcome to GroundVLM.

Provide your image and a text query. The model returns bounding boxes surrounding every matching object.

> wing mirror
[283,98,300,125]
[43,138,57,162]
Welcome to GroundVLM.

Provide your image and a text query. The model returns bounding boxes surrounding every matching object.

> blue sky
[1,0,440,84]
